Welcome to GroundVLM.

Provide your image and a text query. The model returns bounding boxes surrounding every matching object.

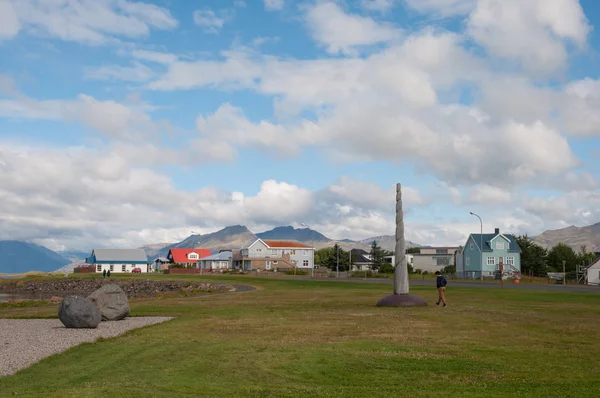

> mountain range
[3,222,600,274]
[532,222,600,252]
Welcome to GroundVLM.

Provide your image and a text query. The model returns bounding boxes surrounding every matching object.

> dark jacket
[436,275,447,288]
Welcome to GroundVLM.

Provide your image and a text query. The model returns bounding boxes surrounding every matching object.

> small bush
[283,270,308,275]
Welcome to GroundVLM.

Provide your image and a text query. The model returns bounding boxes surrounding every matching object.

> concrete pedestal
[376,293,428,307]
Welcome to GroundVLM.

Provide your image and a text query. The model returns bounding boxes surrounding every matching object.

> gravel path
[0,317,173,377]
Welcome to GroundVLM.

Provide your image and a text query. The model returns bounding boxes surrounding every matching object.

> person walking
[435,272,447,307]
[103,269,107,278]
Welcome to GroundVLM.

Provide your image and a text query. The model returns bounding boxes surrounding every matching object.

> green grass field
[1,274,600,397]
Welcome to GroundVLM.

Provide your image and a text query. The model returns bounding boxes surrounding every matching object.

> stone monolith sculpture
[376,183,427,307]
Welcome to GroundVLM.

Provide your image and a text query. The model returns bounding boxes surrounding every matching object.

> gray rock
[88,284,130,321]
[58,296,102,328]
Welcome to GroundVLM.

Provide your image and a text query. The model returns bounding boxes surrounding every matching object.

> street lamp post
[301,223,315,278]
[469,212,484,281]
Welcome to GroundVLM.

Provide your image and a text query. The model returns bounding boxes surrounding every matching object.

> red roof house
[167,248,211,265]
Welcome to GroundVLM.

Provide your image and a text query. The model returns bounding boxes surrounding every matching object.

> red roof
[263,240,312,249]
[169,248,211,263]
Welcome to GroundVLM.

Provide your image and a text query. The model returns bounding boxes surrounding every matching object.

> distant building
[85,249,150,273]
[455,228,521,279]
[234,239,314,271]
[586,257,600,285]
[411,247,459,273]
[167,248,211,267]
[198,252,233,271]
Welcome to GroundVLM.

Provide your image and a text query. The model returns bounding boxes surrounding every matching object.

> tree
[514,234,548,276]
[547,243,578,273]
[370,240,386,271]
[315,245,350,271]
[576,245,596,268]
[406,247,420,254]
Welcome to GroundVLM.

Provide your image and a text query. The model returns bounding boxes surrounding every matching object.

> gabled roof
[201,252,233,261]
[263,240,312,248]
[169,248,211,263]
[92,249,148,262]
[468,233,521,252]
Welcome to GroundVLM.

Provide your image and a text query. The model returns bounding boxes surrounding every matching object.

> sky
[1,0,600,252]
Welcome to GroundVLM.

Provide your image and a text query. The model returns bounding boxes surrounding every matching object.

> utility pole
[470,212,483,281]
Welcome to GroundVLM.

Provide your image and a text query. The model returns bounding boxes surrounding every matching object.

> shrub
[283,270,308,275]
[378,264,395,274]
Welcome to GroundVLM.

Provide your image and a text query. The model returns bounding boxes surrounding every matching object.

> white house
[85,248,150,273]
[198,251,232,271]
[587,258,600,286]
[234,239,314,271]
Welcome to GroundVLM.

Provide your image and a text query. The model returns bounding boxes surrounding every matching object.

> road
[298,276,600,293]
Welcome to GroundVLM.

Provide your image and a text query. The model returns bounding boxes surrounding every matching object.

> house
[586,257,600,286]
[350,249,372,271]
[233,239,314,271]
[456,228,521,279]
[412,246,459,273]
[85,248,150,273]
[167,248,211,267]
[198,252,233,271]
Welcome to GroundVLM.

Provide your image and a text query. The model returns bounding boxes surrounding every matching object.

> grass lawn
[1,274,600,397]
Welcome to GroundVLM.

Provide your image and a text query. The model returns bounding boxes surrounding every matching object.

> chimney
[494,228,500,234]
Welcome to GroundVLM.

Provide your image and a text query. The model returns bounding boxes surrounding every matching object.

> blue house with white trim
[456,228,522,279]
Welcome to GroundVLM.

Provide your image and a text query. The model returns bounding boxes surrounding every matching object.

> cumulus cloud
[193,9,226,34]
[264,0,284,11]
[467,0,591,74]
[303,1,402,55]
[3,0,177,44]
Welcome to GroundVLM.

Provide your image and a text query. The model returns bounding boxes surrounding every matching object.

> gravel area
[0,317,173,377]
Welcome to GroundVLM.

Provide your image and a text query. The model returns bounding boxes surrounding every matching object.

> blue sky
[1,0,600,251]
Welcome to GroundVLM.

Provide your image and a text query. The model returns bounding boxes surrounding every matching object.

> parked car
[132,267,142,273]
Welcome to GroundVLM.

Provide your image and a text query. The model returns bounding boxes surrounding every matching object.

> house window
[97,265,102,272]
[256,248,262,253]
[303,250,308,256]
[271,249,277,255]
[189,253,198,259]
[265,261,271,270]
[487,257,495,266]
[436,249,448,254]
[466,257,470,266]
[122,265,126,272]
[436,257,450,266]
[290,250,296,255]
[496,241,505,250]
[469,242,474,249]
[110,264,114,271]
[303,260,309,267]
[506,257,514,265]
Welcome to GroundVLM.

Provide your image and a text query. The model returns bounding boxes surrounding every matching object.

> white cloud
[5,0,177,44]
[132,50,178,64]
[84,62,155,82]
[467,0,591,74]
[193,9,225,34]
[403,0,476,17]
[0,0,20,39]
[304,1,402,55]
[361,0,395,12]
[264,0,284,11]
[0,90,165,142]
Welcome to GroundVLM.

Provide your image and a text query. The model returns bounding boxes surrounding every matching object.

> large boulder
[88,284,130,321]
[58,295,102,328]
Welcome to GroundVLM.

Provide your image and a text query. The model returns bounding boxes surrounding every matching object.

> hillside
[0,241,71,274]
[150,225,257,259]
[141,225,423,259]
[358,235,422,252]
[532,222,600,251]
[256,226,329,242]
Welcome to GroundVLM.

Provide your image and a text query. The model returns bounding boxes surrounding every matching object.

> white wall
[94,263,148,273]
[587,263,600,285]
